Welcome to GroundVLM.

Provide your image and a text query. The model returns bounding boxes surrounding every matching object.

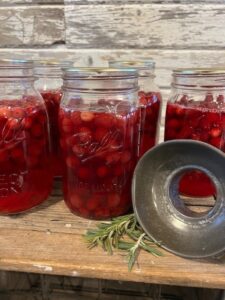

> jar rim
[173,68,225,76]
[0,59,33,68]
[63,67,138,79]
[109,60,155,70]
[34,59,72,67]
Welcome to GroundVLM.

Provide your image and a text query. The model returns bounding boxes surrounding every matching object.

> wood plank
[0,48,224,89]
[65,4,225,49]
[0,186,224,289]
[65,0,225,4]
[0,6,64,47]
[1,0,64,4]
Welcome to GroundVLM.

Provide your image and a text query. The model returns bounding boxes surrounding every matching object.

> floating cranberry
[80,111,94,122]
[71,111,82,126]
[97,165,109,178]
[71,194,83,209]
[66,156,80,168]
[62,118,74,134]
[31,123,43,138]
[22,117,33,129]
[78,166,92,180]
[107,193,120,208]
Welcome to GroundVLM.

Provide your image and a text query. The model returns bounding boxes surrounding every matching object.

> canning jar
[34,60,72,176]
[164,68,225,197]
[109,60,161,158]
[0,59,53,214]
[59,68,139,219]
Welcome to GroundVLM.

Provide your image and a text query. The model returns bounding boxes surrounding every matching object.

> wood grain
[0,48,224,89]
[0,185,224,289]
[0,6,64,47]
[65,4,225,49]
[1,0,64,4]
[65,0,225,4]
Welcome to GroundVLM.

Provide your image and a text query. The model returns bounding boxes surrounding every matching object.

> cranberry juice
[59,101,138,219]
[0,97,53,213]
[40,89,62,176]
[138,91,161,158]
[165,100,225,197]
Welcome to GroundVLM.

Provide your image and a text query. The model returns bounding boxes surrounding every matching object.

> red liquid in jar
[40,89,62,176]
[0,97,53,214]
[138,91,161,158]
[59,101,139,219]
[165,99,225,197]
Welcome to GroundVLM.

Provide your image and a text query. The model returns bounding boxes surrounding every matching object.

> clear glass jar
[109,60,162,158]
[0,59,53,214]
[59,67,139,219]
[34,60,72,176]
[164,68,225,197]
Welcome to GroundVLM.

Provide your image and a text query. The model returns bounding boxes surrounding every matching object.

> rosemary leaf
[84,213,162,270]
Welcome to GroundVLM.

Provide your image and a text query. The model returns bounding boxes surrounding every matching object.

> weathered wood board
[0,183,224,290]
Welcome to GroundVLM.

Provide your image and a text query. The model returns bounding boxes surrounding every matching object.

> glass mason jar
[34,60,72,176]
[59,67,139,219]
[109,60,162,158]
[164,68,225,197]
[0,59,53,214]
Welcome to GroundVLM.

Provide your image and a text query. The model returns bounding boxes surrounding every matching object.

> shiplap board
[0,48,224,89]
[65,4,225,49]
[1,0,64,4]
[65,0,225,4]
[0,6,64,46]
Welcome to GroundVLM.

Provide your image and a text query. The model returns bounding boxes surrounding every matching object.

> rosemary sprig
[84,213,162,271]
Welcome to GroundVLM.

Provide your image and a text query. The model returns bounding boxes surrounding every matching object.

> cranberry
[77,166,92,180]
[62,118,74,134]
[97,166,109,178]
[80,112,94,122]
[31,123,43,137]
[66,156,80,168]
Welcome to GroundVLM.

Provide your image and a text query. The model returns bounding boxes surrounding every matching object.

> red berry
[12,108,25,119]
[11,147,24,160]
[210,128,221,138]
[78,167,92,180]
[31,123,43,137]
[86,196,101,211]
[66,156,80,168]
[22,117,33,129]
[0,107,11,118]
[107,193,120,208]
[167,119,180,129]
[79,127,92,143]
[71,194,83,209]
[114,165,124,176]
[94,127,108,142]
[80,112,94,122]
[28,156,39,167]
[97,166,109,178]
[72,144,85,156]
[120,150,131,163]
[71,111,82,126]
[94,113,114,128]
[62,118,74,133]
[105,152,120,164]
[0,150,8,162]
[7,118,20,130]
[209,137,223,148]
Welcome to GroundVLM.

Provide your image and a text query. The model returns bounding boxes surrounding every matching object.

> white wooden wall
[0,0,225,137]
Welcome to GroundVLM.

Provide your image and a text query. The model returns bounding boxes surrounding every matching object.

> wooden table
[0,181,224,290]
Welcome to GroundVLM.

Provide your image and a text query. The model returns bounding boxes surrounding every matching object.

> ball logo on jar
[0,172,27,197]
